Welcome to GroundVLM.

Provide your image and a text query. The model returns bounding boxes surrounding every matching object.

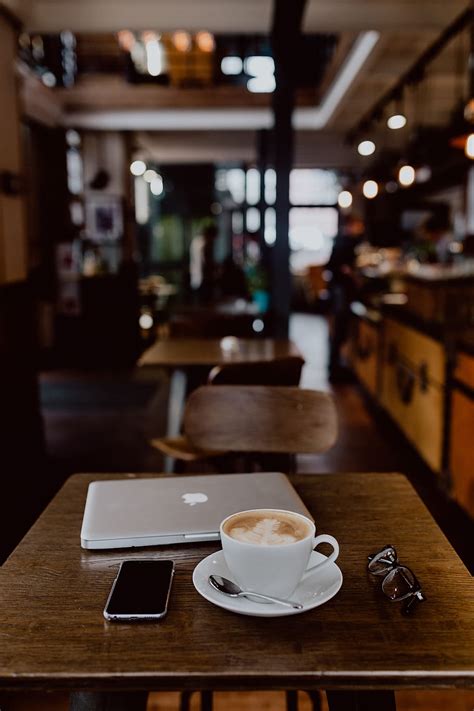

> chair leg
[201,690,213,711]
[286,690,298,711]
[179,690,194,711]
[306,690,322,711]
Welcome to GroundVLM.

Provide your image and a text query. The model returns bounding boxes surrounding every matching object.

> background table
[0,471,472,708]
[137,338,301,368]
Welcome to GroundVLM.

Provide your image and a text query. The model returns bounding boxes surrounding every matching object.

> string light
[195,31,215,53]
[362,180,378,199]
[337,190,353,208]
[398,164,415,187]
[387,113,407,130]
[173,31,192,52]
[358,140,376,156]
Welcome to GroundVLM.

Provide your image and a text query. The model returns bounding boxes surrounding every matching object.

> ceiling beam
[24,0,273,33]
[303,0,467,33]
[347,7,471,141]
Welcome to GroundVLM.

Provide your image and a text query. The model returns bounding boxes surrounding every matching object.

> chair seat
[149,435,226,461]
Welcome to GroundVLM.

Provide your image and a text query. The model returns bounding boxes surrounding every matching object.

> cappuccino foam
[224,511,310,546]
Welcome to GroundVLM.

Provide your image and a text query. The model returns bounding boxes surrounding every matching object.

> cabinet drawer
[381,357,444,472]
[450,389,474,518]
[385,319,446,386]
[454,351,474,389]
[352,320,379,396]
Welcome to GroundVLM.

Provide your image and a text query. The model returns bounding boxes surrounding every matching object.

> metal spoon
[208,574,303,610]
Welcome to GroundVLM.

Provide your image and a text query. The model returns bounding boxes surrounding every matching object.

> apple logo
[182,492,208,507]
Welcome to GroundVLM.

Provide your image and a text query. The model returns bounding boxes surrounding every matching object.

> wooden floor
[12,313,471,711]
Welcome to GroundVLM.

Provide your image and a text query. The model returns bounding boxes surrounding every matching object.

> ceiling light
[143,169,158,183]
[221,56,243,76]
[387,113,407,130]
[130,160,146,176]
[385,181,398,193]
[244,56,275,78]
[247,76,276,93]
[195,31,214,53]
[337,190,353,209]
[466,133,474,159]
[139,313,153,329]
[41,71,56,87]
[150,175,164,196]
[362,180,378,199]
[398,164,415,187]
[117,30,135,52]
[295,31,380,130]
[145,37,165,76]
[173,31,192,53]
[358,140,376,156]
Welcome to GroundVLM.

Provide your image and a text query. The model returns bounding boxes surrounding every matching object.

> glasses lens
[368,546,397,575]
[382,566,416,600]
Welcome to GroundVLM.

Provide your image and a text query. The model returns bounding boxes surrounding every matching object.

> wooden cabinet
[450,350,474,518]
[380,319,446,473]
[351,317,380,397]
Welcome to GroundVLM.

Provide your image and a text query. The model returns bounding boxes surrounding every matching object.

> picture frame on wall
[85,194,123,242]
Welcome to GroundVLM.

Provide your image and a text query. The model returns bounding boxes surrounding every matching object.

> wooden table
[137,338,301,368]
[0,472,472,711]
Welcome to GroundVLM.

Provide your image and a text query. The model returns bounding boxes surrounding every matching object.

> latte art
[224,511,310,545]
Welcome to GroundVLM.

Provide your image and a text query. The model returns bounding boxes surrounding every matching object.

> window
[290,169,340,206]
[289,207,338,270]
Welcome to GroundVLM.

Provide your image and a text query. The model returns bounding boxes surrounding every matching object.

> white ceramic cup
[220,508,339,600]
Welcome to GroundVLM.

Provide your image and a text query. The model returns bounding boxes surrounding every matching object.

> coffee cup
[220,508,339,600]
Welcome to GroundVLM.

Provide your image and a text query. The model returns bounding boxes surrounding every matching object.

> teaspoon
[208,574,303,610]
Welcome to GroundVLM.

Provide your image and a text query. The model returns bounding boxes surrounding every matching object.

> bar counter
[349,266,474,519]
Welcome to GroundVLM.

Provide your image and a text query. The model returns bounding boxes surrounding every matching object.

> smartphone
[103,559,175,622]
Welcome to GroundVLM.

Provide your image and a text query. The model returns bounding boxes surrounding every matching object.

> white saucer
[192,550,343,617]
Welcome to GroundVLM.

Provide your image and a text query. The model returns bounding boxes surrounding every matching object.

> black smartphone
[103,559,175,622]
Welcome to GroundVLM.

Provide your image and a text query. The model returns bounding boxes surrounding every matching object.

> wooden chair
[208,356,305,386]
[150,358,305,464]
[150,385,337,469]
[184,386,337,454]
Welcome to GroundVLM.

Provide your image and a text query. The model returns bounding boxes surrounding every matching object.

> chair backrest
[208,357,305,387]
[184,386,337,454]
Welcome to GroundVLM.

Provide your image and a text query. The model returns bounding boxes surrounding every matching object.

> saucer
[192,550,343,617]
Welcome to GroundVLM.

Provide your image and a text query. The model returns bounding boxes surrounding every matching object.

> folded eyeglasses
[368,545,426,615]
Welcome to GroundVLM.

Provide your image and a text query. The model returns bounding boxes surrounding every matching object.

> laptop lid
[81,472,312,549]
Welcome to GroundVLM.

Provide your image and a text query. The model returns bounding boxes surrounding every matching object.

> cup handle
[302,534,339,578]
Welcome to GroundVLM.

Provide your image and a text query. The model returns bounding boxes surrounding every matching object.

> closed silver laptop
[80,472,312,549]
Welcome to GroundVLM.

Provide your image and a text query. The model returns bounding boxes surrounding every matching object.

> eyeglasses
[367,545,426,615]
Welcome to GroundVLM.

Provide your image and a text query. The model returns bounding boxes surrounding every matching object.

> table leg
[200,690,213,711]
[69,691,148,711]
[325,690,396,711]
[165,368,187,473]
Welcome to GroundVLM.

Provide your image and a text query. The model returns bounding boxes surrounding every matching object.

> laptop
[80,472,312,550]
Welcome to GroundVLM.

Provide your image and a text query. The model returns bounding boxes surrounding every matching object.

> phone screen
[104,560,174,619]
